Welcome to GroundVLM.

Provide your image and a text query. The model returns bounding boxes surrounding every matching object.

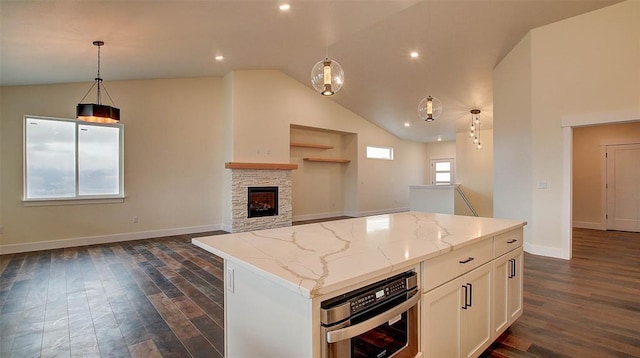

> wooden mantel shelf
[303,158,351,164]
[225,162,298,170]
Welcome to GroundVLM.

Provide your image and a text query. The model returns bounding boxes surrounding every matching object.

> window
[431,158,454,185]
[24,115,124,201]
[366,145,394,160]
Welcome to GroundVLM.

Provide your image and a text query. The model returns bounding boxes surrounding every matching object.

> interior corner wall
[0,77,225,252]
[424,141,456,184]
[493,32,533,248]
[221,72,235,231]
[228,70,427,216]
[456,129,493,218]
[494,0,640,258]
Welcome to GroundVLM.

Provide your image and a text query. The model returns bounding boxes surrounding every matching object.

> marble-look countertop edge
[192,215,527,300]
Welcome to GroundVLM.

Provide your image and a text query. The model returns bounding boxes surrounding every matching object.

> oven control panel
[349,273,415,314]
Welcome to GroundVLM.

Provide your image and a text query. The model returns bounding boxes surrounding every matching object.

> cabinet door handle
[459,257,475,264]
[467,283,473,308]
[507,239,518,244]
[461,285,469,310]
[508,259,516,278]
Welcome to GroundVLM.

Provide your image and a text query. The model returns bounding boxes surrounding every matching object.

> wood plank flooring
[1,227,639,357]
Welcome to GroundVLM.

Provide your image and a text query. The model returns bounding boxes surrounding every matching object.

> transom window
[366,145,394,160]
[23,115,124,201]
[431,158,454,185]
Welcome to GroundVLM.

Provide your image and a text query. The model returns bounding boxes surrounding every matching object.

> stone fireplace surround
[226,162,297,233]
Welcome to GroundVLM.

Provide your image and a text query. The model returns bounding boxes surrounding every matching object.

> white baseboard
[356,207,410,217]
[292,211,347,222]
[523,241,569,260]
[572,221,605,230]
[0,224,222,255]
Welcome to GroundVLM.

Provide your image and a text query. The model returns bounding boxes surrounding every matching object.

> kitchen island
[193,211,526,357]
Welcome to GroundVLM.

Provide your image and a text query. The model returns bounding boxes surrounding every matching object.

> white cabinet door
[507,248,523,323]
[422,263,492,358]
[422,276,464,358]
[492,247,523,338]
[461,263,493,358]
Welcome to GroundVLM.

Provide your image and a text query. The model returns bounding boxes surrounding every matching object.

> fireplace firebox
[247,187,278,218]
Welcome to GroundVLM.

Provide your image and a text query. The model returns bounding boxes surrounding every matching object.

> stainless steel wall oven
[320,270,419,358]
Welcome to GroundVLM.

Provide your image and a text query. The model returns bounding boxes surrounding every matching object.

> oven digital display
[375,290,385,299]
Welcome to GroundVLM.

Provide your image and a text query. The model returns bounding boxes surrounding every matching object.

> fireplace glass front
[247,186,278,218]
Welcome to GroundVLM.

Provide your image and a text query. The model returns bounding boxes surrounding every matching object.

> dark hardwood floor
[1,226,639,357]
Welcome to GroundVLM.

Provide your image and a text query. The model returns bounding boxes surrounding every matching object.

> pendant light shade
[417,95,442,122]
[310,58,344,96]
[77,41,120,123]
[470,109,482,149]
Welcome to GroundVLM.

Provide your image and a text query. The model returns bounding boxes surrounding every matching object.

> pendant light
[310,57,344,96]
[470,109,482,149]
[418,95,442,122]
[77,41,120,123]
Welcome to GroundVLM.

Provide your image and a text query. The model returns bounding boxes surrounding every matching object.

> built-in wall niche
[289,125,357,221]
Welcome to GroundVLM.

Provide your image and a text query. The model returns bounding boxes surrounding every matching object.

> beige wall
[0,77,225,251]
[424,140,456,184]
[573,122,640,229]
[225,70,427,221]
[494,1,640,258]
[456,129,493,217]
[290,126,352,220]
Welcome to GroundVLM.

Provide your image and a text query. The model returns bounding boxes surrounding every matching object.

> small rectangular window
[24,115,124,201]
[431,158,454,185]
[366,146,394,160]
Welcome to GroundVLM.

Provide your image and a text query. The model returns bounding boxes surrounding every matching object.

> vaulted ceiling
[0,0,621,142]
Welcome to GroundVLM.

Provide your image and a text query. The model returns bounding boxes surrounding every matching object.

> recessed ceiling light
[437,137,442,142]
[279,4,291,11]
[215,55,224,61]
[410,51,419,59]
[404,122,411,127]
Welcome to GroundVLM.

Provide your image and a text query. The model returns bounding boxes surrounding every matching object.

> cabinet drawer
[494,229,523,258]
[423,238,493,292]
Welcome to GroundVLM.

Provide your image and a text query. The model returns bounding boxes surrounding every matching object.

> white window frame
[431,158,454,185]
[23,115,125,205]
[366,145,394,160]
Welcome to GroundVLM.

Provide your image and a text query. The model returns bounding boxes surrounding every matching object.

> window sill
[23,197,125,207]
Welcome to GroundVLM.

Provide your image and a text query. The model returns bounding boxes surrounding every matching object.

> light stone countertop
[192,211,526,299]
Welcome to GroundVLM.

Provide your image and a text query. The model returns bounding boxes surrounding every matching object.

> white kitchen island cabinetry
[193,212,525,358]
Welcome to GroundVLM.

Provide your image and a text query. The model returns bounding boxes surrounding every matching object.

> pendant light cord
[78,41,117,106]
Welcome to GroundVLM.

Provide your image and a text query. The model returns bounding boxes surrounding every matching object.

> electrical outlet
[537,181,548,189]
[132,216,139,223]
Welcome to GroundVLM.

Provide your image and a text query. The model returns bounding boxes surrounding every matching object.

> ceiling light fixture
[410,51,419,59]
[417,95,442,122]
[279,4,291,11]
[470,109,482,149]
[77,41,120,123]
[311,57,344,96]
[215,55,224,61]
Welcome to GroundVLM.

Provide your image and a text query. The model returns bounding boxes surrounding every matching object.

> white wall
[424,140,456,184]
[494,1,640,258]
[0,77,225,252]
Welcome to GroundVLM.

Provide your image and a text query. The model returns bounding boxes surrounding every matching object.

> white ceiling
[0,0,621,142]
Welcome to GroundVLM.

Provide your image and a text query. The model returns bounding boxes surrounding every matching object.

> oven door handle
[326,290,420,344]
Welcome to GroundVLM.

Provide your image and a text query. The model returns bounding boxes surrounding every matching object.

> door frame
[562,115,640,260]
[603,141,640,230]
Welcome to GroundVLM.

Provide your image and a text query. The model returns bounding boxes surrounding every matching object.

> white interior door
[606,144,640,232]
